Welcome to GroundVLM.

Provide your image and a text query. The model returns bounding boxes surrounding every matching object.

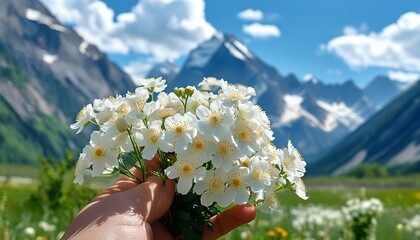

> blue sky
[40,0,420,87]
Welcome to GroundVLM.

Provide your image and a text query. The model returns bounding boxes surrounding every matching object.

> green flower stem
[127,126,147,182]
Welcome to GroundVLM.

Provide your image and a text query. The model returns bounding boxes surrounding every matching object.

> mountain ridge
[0,0,135,164]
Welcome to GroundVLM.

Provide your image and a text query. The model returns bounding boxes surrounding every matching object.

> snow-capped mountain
[0,0,135,164]
[162,33,378,163]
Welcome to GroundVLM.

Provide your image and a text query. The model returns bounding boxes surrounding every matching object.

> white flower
[198,77,227,91]
[38,221,56,232]
[194,168,229,207]
[292,177,308,200]
[248,156,271,193]
[70,104,94,134]
[223,166,251,205]
[220,84,256,105]
[93,97,118,124]
[164,112,197,153]
[74,153,92,185]
[196,100,234,141]
[165,152,206,194]
[257,184,278,213]
[185,88,212,114]
[136,77,167,93]
[149,92,183,120]
[212,135,240,172]
[83,131,118,176]
[24,227,35,236]
[187,133,216,161]
[135,120,172,160]
[280,140,306,182]
[125,87,149,112]
[231,119,260,155]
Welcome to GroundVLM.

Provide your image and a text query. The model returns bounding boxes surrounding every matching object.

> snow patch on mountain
[25,8,66,32]
[316,100,364,130]
[185,37,223,68]
[42,54,57,64]
[224,42,246,61]
[232,40,254,59]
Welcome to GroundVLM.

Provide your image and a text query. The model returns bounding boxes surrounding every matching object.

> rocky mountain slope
[0,0,135,164]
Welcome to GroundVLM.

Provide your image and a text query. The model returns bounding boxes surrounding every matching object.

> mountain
[0,0,135,164]
[309,80,420,175]
[364,75,406,109]
[163,33,377,162]
[146,60,179,83]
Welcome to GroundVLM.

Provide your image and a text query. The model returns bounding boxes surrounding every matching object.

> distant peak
[303,73,318,84]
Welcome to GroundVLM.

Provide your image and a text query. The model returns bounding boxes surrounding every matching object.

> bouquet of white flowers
[71,77,308,238]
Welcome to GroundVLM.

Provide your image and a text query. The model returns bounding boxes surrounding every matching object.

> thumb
[126,175,175,223]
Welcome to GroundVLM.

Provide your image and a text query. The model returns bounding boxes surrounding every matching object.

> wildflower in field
[342,197,384,240]
[71,77,308,239]
[400,214,420,237]
[24,227,35,236]
[267,230,277,238]
[38,221,56,232]
[291,205,345,239]
[275,227,288,238]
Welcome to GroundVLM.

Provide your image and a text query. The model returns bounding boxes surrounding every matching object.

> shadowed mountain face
[309,80,420,175]
[0,0,135,164]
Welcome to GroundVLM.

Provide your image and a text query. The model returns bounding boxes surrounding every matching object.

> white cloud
[388,70,420,83]
[326,12,420,72]
[238,9,263,21]
[343,23,368,36]
[243,23,281,38]
[40,0,216,60]
[343,26,358,35]
[123,60,154,79]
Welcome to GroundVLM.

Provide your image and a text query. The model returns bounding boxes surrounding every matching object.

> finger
[203,204,256,240]
[99,155,163,197]
[126,175,175,223]
[151,222,175,240]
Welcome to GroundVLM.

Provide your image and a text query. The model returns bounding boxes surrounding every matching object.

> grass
[1,175,419,239]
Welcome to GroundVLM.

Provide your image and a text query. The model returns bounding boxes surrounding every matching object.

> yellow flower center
[158,108,177,119]
[117,103,128,117]
[93,147,105,159]
[171,121,189,135]
[208,111,223,125]
[150,134,158,143]
[218,144,231,157]
[210,179,223,193]
[231,178,242,187]
[182,164,192,174]
[194,141,204,150]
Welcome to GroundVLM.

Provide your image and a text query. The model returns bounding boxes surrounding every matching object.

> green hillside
[0,50,79,165]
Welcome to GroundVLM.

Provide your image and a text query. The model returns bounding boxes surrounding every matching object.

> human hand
[62,156,256,239]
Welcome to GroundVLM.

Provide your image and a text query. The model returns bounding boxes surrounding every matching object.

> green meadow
[1,161,419,240]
